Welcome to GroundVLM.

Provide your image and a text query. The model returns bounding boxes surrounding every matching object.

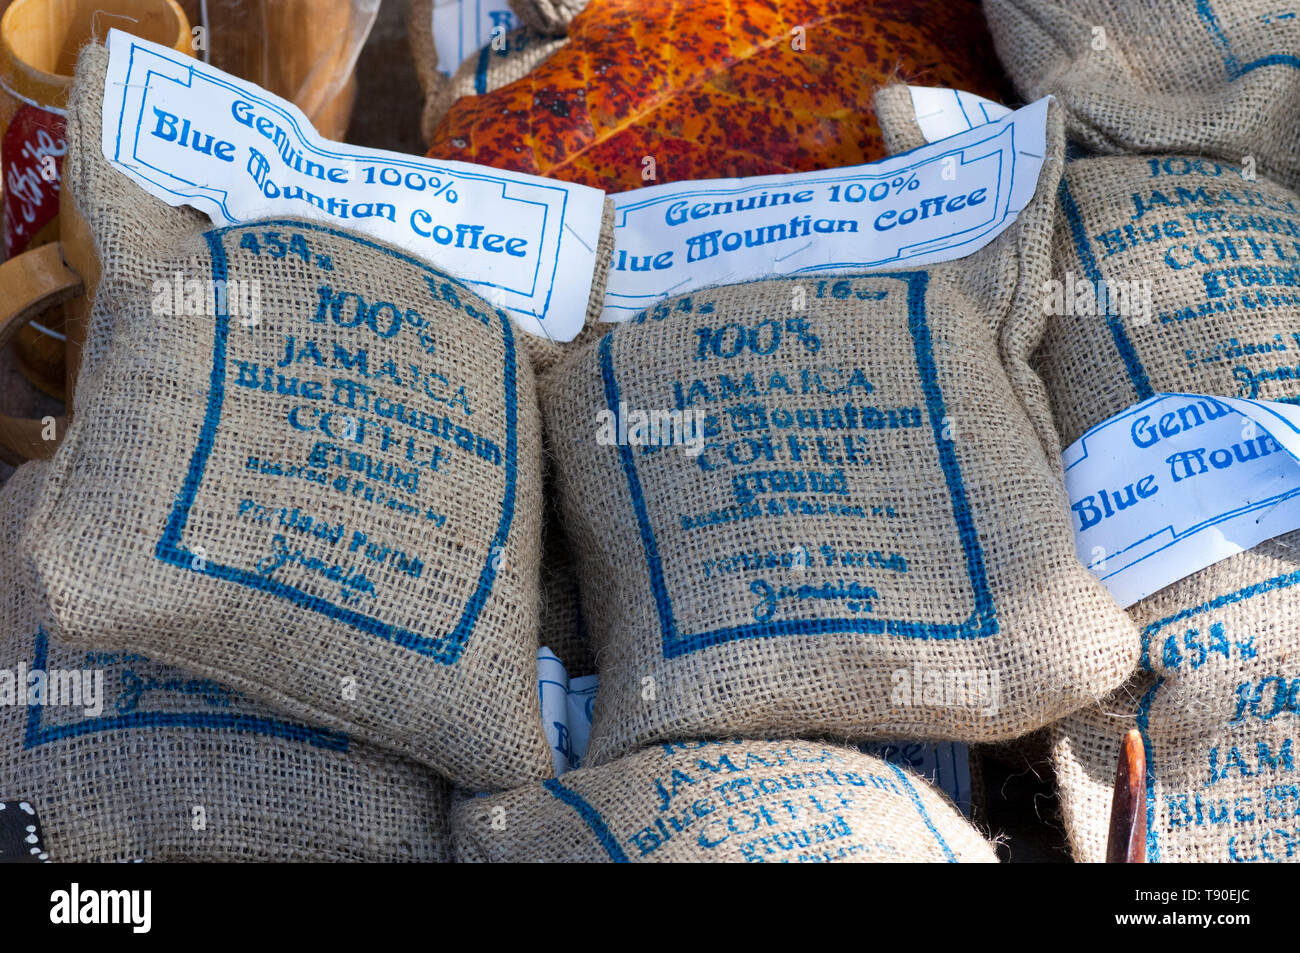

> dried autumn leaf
[428,0,1010,190]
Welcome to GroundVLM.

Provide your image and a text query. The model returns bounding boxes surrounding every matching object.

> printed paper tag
[1065,392,1300,607]
[101,29,604,341]
[859,742,973,817]
[431,0,517,77]
[0,801,49,863]
[907,86,1011,143]
[538,648,598,774]
[601,97,1048,320]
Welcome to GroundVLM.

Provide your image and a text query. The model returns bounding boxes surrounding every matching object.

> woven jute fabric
[452,738,998,862]
[984,0,1300,192]
[540,99,1140,765]
[539,485,596,677]
[408,0,451,143]
[873,84,929,156]
[508,0,587,36]
[423,25,567,145]
[1,462,449,862]
[1054,602,1300,865]
[24,45,552,790]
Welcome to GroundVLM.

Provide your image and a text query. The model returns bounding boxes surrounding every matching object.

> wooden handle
[1105,728,1147,863]
[0,242,83,464]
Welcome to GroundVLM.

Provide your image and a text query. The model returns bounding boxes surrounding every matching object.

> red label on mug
[3,103,66,258]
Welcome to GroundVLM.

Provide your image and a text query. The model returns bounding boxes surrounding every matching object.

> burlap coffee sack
[1000,143,1300,861]
[1,462,449,862]
[508,0,586,36]
[984,0,1300,192]
[24,45,551,790]
[453,738,998,862]
[1032,153,1300,851]
[540,100,1141,765]
[1036,153,1300,441]
[423,25,566,145]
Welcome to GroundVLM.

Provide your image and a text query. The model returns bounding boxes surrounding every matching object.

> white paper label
[600,97,1049,321]
[431,0,518,77]
[1065,392,1300,608]
[538,648,598,774]
[907,86,1012,143]
[101,29,604,341]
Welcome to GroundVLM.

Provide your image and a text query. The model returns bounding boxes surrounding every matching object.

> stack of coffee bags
[1,462,449,862]
[19,43,555,800]
[501,88,1144,862]
[985,0,1300,862]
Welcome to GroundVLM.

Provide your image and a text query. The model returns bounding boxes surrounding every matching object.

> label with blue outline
[153,220,517,663]
[538,647,597,775]
[859,740,973,818]
[431,0,517,77]
[600,97,1047,321]
[18,629,347,752]
[907,86,1011,143]
[1065,392,1300,607]
[603,271,996,658]
[100,29,603,341]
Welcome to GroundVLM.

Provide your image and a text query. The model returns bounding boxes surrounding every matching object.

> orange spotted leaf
[427,0,1010,190]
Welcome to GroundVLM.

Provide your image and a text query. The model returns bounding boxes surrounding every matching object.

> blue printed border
[600,271,997,659]
[543,778,629,862]
[23,630,348,751]
[543,759,960,862]
[887,763,958,862]
[154,219,519,664]
[110,37,569,324]
[1065,394,1300,583]
[1057,177,1153,401]
[1196,0,1300,77]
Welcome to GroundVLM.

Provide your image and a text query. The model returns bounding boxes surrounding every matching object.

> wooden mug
[0,175,94,465]
[0,0,190,402]
[174,0,368,141]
